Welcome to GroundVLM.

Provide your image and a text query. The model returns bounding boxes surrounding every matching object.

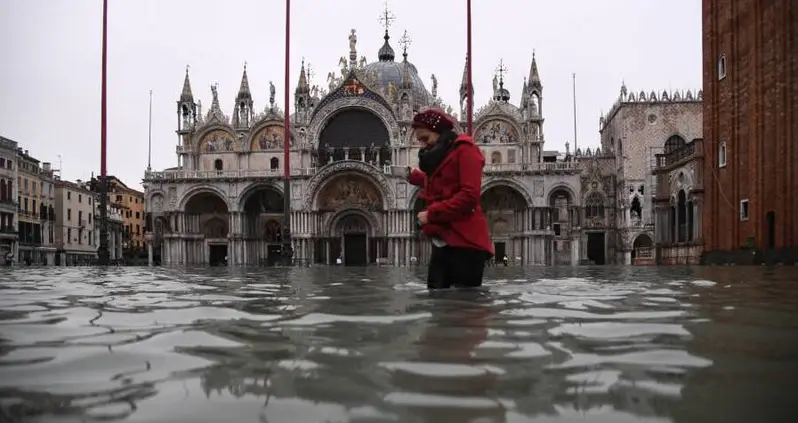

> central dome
[362,32,432,110]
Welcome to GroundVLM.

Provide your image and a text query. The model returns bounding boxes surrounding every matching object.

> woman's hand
[417,211,429,225]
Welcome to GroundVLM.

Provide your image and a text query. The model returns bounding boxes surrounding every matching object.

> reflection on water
[1,266,797,422]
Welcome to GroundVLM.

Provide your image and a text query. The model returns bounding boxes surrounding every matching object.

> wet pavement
[0,265,797,423]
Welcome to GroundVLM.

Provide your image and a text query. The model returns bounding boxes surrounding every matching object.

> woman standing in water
[406,108,493,289]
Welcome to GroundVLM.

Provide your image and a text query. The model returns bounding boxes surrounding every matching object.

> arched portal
[317,109,392,166]
[241,186,284,266]
[184,191,229,266]
[331,213,372,267]
[313,173,386,266]
[482,185,528,263]
[631,233,654,264]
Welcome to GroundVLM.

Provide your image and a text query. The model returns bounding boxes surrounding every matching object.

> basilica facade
[152,6,703,268]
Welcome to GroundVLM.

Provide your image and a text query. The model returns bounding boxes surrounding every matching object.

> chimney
[24,150,28,155]
[42,162,51,172]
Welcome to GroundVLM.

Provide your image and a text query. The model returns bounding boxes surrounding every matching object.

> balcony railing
[143,168,317,182]
[144,160,581,182]
[655,140,700,169]
[484,162,581,173]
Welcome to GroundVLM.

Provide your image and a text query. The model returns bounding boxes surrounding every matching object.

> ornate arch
[473,117,523,145]
[482,179,533,207]
[178,185,231,211]
[237,181,285,210]
[245,120,287,152]
[632,233,654,249]
[194,125,239,153]
[147,189,167,213]
[308,100,398,148]
[669,168,695,199]
[303,161,395,210]
[546,184,579,206]
[326,206,381,238]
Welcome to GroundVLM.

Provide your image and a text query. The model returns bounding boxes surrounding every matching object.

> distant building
[0,136,18,262]
[599,85,703,264]
[54,179,97,265]
[105,175,146,255]
[16,147,57,264]
[702,0,798,264]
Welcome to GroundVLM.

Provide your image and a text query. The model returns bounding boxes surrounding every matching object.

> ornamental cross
[496,59,509,83]
[379,1,395,32]
[399,30,411,55]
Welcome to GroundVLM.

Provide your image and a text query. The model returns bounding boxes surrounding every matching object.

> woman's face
[414,128,439,147]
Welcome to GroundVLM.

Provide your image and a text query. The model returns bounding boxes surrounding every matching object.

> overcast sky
[0,0,701,190]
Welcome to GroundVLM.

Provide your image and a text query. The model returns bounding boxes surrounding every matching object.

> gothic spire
[180,65,194,103]
[296,58,310,94]
[528,51,541,88]
[459,55,469,101]
[236,62,251,100]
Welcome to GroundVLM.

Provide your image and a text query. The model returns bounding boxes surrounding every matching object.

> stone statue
[492,75,498,96]
[338,57,348,76]
[349,29,357,53]
[269,81,276,107]
[359,56,367,68]
[210,84,219,103]
[431,74,438,98]
[327,72,337,91]
[387,82,397,101]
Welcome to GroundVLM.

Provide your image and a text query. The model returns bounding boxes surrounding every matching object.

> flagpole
[282,0,294,266]
[97,0,110,266]
[466,0,473,134]
[147,90,153,171]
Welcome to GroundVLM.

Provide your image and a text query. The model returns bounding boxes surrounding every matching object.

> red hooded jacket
[409,134,494,256]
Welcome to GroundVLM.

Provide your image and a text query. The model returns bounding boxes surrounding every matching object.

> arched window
[490,151,502,164]
[214,159,223,171]
[270,157,279,170]
[664,135,686,154]
[584,193,604,218]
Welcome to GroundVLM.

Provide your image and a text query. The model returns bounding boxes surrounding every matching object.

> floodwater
[1,266,797,423]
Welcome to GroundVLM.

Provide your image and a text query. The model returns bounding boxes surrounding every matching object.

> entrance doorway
[344,234,367,266]
[493,242,506,264]
[267,244,282,266]
[586,232,606,265]
[766,211,775,249]
[209,244,228,266]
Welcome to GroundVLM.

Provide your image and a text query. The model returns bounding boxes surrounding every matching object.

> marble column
[148,242,153,266]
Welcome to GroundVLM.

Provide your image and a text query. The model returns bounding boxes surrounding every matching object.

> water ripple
[1,266,797,423]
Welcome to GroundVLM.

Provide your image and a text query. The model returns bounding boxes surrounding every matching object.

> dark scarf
[418,131,458,174]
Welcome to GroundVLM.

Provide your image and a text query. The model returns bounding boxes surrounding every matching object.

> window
[67,191,71,200]
[89,213,92,223]
[67,208,71,220]
[740,199,749,221]
[67,228,72,244]
[270,157,279,170]
[78,194,82,203]
[718,54,727,80]
[719,142,727,168]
